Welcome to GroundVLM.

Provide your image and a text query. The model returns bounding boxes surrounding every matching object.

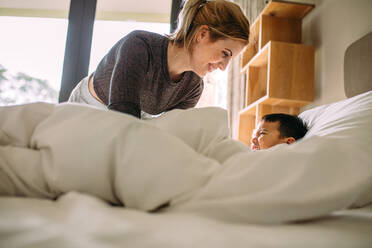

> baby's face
[250,121,288,150]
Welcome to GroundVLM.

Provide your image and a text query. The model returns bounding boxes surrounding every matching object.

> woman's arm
[172,79,204,110]
[95,31,151,118]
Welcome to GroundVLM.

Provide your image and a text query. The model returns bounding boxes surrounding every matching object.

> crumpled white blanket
[2,191,372,248]
[1,91,372,224]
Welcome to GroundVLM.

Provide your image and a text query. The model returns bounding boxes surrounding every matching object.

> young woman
[68,0,250,118]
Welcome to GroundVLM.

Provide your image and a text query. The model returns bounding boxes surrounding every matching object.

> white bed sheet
[1,192,372,248]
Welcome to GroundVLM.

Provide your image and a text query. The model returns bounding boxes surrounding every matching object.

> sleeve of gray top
[107,33,150,118]
[173,79,204,110]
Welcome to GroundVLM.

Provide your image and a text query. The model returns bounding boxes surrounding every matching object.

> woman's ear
[196,25,210,42]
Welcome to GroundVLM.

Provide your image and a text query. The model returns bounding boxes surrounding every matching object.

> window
[0,16,68,105]
[89,20,170,74]
[197,69,228,109]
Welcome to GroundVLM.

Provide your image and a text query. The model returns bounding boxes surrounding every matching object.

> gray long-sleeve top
[92,30,204,118]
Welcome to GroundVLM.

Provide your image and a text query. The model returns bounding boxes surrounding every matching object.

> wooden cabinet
[238,0,315,145]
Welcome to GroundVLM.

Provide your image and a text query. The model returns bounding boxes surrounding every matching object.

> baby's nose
[251,135,257,143]
[250,136,258,146]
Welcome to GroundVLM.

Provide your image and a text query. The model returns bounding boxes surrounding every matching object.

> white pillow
[299,90,372,207]
[300,91,372,139]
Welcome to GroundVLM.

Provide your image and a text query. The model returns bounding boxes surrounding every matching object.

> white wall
[293,0,372,109]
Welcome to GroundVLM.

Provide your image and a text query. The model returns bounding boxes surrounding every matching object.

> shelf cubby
[241,0,314,70]
[241,17,260,68]
[244,41,314,107]
[238,0,315,146]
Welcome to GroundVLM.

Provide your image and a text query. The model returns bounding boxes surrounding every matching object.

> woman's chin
[196,70,207,78]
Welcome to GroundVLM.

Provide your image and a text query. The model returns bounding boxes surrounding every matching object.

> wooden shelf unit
[238,0,315,146]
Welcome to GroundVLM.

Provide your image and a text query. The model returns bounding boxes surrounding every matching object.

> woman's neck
[167,41,191,81]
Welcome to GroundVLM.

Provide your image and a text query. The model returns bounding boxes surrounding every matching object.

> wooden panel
[263,97,311,108]
[247,64,268,106]
[268,41,314,102]
[249,42,269,67]
[261,0,315,20]
[244,41,316,107]
[260,15,302,48]
[241,18,260,70]
[238,110,256,145]
[245,43,269,106]
[257,104,300,124]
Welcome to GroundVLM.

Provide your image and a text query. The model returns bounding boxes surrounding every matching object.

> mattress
[1,192,372,248]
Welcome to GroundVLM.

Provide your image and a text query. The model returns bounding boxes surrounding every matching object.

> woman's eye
[222,51,229,58]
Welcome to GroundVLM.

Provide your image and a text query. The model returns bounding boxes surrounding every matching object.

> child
[250,113,308,150]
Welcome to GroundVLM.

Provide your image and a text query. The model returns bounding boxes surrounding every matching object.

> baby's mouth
[251,145,260,150]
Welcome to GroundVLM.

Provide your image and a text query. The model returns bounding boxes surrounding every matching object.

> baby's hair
[261,113,308,140]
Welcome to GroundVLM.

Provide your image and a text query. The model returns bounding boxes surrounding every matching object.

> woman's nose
[218,60,229,71]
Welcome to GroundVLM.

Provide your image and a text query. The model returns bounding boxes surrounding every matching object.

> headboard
[344,31,372,98]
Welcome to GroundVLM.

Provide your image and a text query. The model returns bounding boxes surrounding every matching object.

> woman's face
[190,27,246,77]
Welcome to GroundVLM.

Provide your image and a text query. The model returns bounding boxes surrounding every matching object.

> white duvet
[1,91,372,224]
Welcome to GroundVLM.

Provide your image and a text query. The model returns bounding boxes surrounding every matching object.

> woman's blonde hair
[168,0,250,52]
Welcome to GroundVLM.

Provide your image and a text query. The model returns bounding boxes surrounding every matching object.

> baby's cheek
[258,138,267,149]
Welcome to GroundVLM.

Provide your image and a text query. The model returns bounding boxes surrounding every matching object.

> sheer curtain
[227,0,267,138]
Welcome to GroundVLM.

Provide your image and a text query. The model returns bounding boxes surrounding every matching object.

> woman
[68,0,250,118]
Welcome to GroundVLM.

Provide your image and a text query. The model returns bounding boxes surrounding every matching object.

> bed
[0,32,371,247]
